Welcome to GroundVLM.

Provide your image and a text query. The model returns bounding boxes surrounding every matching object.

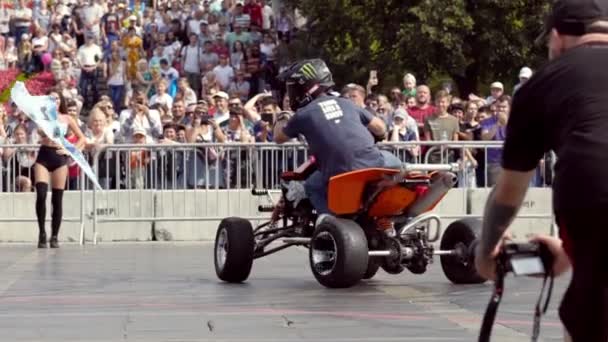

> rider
[273,59,402,217]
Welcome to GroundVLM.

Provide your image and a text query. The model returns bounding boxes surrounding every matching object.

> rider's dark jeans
[305,150,402,215]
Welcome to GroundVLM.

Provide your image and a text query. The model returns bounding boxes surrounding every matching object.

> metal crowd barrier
[0,142,556,244]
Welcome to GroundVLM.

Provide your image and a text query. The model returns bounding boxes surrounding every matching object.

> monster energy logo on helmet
[299,63,318,80]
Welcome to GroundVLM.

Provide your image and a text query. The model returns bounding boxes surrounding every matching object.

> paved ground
[0,242,569,342]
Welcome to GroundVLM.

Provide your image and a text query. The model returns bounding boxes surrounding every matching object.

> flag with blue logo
[10,82,102,190]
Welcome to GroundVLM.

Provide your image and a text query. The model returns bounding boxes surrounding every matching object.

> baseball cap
[519,66,533,79]
[213,91,229,100]
[393,108,408,120]
[490,81,504,90]
[536,0,608,44]
[133,126,147,136]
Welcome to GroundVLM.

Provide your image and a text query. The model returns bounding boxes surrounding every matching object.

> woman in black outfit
[34,90,86,248]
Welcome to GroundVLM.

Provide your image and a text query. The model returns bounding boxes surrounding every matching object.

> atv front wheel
[309,217,369,288]
[214,217,255,283]
[439,218,486,284]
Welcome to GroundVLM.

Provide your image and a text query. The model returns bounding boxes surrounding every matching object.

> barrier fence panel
[0,141,556,243]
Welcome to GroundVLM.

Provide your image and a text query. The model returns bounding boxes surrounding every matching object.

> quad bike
[214,157,487,288]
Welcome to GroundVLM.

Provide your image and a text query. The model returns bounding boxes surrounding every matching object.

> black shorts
[556,211,608,342]
[35,145,69,173]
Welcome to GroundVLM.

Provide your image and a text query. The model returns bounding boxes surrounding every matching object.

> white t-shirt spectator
[262,5,273,30]
[182,88,197,106]
[187,18,201,35]
[260,42,276,61]
[213,64,234,90]
[163,41,181,64]
[77,43,103,66]
[181,45,202,73]
[0,8,11,35]
[149,93,173,110]
[32,36,48,50]
[86,127,114,145]
[54,3,71,18]
[81,4,104,35]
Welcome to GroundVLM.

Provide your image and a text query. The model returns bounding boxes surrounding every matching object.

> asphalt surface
[0,242,570,342]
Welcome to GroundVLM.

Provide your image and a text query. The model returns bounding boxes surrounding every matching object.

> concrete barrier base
[0,188,554,243]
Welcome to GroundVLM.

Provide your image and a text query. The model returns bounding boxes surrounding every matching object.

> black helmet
[278,59,335,110]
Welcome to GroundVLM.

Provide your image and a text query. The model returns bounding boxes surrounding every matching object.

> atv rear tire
[214,217,255,283]
[440,218,486,284]
[309,217,369,288]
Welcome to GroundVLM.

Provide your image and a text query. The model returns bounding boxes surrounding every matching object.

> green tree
[283,0,550,97]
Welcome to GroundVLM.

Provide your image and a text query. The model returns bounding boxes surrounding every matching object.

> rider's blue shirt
[283,95,384,181]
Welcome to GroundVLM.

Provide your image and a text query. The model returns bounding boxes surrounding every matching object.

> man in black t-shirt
[273,59,402,216]
[475,1,608,341]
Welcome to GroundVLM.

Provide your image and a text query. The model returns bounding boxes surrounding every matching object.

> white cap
[133,126,146,136]
[519,67,533,79]
[213,91,229,100]
[490,82,504,90]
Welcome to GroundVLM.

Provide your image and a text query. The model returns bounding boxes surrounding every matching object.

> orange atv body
[327,168,446,218]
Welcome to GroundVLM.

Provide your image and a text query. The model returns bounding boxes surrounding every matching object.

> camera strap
[532,270,554,341]
[478,263,505,342]
[478,264,554,342]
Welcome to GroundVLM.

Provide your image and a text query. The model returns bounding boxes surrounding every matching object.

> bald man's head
[416,85,431,106]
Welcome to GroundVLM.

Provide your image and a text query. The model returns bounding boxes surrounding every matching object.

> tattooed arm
[477,187,518,257]
[475,169,535,280]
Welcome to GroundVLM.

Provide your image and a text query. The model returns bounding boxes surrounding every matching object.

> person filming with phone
[242,92,281,143]
[475,1,608,341]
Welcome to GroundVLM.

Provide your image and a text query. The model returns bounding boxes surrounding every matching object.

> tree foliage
[283,0,550,97]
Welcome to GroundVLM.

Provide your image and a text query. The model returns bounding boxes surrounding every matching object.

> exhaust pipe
[405,172,457,216]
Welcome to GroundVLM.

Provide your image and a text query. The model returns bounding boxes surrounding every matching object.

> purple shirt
[481,116,506,164]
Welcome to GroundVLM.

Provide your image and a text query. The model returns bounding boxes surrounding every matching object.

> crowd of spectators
[0,0,551,192]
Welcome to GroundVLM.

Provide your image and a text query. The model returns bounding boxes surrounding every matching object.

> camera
[261,113,274,124]
[201,114,212,124]
[498,241,553,277]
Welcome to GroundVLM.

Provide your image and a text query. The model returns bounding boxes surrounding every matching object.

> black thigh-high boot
[35,183,48,248]
[50,188,64,248]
